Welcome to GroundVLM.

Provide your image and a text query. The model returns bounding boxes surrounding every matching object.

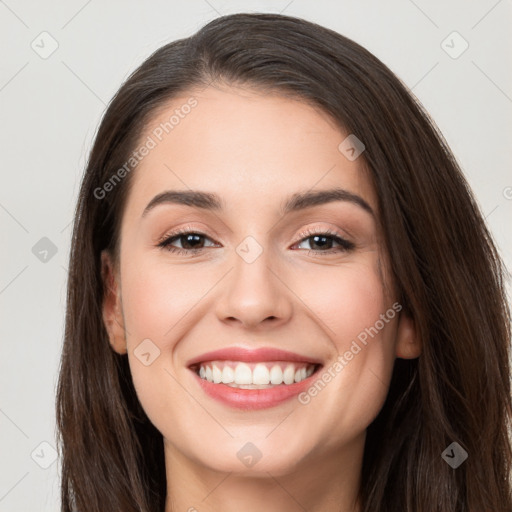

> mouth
[187,347,323,410]
[191,360,319,388]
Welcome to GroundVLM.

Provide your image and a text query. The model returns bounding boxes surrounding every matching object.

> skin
[102,84,421,512]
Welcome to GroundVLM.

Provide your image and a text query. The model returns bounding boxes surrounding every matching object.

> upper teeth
[197,361,316,386]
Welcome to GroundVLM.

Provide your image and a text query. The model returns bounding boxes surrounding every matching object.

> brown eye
[294,230,355,254]
[157,230,218,254]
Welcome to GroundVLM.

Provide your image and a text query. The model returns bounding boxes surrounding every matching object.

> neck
[164,435,364,512]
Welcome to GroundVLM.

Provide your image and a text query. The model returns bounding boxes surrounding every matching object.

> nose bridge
[214,234,292,327]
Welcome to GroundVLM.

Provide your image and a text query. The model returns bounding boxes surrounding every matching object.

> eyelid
[156,223,217,245]
[293,225,350,243]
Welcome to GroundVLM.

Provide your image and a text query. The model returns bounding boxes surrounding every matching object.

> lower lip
[191,368,319,410]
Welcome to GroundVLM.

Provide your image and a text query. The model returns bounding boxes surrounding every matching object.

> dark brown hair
[56,12,512,512]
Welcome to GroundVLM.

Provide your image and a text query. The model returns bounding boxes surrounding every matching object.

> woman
[56,12,512,512]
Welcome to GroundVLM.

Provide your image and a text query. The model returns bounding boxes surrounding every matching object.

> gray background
[1,1,511,510]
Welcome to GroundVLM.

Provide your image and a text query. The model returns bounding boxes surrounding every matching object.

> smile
[187,347,323,409]
[196,361,317,388]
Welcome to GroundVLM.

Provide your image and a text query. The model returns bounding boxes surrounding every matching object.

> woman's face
[102,85,419,477]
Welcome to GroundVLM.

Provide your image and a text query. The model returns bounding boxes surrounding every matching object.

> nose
[214,244,293,330]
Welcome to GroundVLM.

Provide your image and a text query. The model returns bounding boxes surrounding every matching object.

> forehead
[124,85,377,219]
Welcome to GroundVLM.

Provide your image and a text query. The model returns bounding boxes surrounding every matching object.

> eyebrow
[141,187,374,218]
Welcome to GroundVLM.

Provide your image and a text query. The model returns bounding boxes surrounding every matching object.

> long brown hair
[56,12,512,511]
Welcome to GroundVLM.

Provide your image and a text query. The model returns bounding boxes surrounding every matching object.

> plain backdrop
[1,1,511,510]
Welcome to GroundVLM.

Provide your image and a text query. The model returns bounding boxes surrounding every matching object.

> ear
[101,250,127,355]
[395,311,421,359]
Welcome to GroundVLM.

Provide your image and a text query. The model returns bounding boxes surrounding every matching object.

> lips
[187,347,323,410]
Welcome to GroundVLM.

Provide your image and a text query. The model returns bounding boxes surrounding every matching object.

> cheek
[121,256,211,343]
[287,260,397,433]
[291,258,390,343]
[118,257,215,426]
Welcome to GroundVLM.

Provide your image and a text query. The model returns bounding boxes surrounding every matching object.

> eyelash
[156,225,355,257]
